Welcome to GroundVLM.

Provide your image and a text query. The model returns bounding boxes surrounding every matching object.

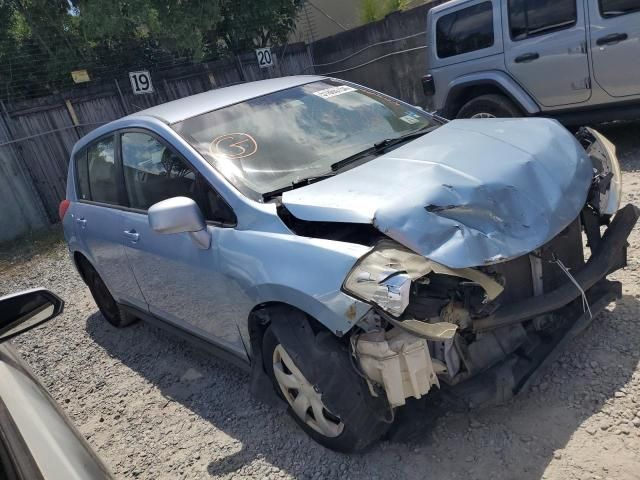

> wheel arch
[443,72,540,119]
[72,250,94,284]
[246,300,334,405]
[246,298,353,365]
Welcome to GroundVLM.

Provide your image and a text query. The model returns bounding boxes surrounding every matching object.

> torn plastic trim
[375,306,458,341]
[578,127,623,216]
[344,239,504,319]
[473,204,638,333]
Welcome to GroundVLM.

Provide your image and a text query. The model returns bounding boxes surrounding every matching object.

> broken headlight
[583,127,622,216]
[343,240,432,317]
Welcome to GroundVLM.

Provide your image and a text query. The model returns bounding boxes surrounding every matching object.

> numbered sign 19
[129,70,154,95]
[255,48,274,69]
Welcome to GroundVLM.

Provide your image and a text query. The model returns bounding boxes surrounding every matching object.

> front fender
[248,283,371,336]
[443,71,540,117]
[217,228,372,338]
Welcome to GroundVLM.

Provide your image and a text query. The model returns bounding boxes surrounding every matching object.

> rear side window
[121,132,197,211]
[87,137,119,205]
[599,0,640,17]
[436,2,494,58]
[75,150,90,201]
[508,0,577,40]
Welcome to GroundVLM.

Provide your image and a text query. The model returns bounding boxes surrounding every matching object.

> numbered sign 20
[129,70,154,95]
[255,48,274,69]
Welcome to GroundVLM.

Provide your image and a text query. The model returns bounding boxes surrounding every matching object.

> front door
[117,130,246,357]
[589,0,640,97]
[502,0,591,107]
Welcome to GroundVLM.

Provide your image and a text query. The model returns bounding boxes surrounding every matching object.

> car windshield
[172,79,437,197]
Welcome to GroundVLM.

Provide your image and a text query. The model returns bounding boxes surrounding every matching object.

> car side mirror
[148,196,211,249]
[0,289,64,343]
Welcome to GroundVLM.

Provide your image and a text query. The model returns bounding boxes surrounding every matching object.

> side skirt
[119,304,251,373]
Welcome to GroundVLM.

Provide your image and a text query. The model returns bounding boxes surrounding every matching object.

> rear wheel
[83,262,137,328]
[457,94,522,119]
[262,323,391,452]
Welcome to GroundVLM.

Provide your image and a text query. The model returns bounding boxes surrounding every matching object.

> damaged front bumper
[474,203,637,333]
[354,204,638,408]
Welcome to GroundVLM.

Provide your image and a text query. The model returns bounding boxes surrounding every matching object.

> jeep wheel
[457,94,522,119]
[84,263,137,328]
[262,323,391,452]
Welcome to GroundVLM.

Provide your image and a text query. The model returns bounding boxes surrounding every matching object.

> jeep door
[588,0,640,97]
[116,130,246,358]
[502,0,591,107]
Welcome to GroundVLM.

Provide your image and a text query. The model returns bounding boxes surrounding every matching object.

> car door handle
[514,52,540,63]
[76,218,87,228]
[596,33,628,46]
[123,229,140,243]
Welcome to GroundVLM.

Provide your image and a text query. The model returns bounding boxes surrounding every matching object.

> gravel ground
[1,122,640,480]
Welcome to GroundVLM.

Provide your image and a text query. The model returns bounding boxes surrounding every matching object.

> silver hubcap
[272,344,344,437]
[470,112,496,119]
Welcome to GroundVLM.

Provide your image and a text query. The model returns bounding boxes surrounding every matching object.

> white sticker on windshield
[400,114,420,125]
[313,85,357,99]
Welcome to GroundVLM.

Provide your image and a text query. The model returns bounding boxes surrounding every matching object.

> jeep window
[508,0,577,40]
[435,2,494,59]
[85,136,120,205]
[172,79,436,197]
[599,0,640,17]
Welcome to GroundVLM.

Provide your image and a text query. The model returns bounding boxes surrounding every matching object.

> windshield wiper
[262,126,435,201]
[261,172,336,201]
[330,125,435,172]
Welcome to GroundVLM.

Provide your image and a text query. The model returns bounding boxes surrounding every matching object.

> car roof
[128,75,326,124]
[429,0,481,15]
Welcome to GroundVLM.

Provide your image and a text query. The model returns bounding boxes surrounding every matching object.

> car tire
[85,265,137,328]
[262,323,391,452]
[457,94,522,119]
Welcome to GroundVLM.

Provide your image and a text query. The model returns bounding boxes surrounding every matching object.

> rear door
[589,0,640,97]
[503,0,591,107]
[73,135,146,310]
[117,130,246,357]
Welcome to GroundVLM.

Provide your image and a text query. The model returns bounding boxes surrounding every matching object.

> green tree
[216,0,303,53]
[0,0,85,99]
[73,0,221,62]
[359,0,410,23]
[0,0,303,101]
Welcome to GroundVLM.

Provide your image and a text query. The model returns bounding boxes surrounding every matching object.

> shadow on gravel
[599,121,640,171]
[86,294,640,480]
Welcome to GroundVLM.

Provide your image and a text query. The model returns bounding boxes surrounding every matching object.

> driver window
[121,132,197,210]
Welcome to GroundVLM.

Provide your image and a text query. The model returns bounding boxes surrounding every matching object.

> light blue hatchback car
[61,75,637,451]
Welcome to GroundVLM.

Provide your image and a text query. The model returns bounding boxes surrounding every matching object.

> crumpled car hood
[281,118,593,268]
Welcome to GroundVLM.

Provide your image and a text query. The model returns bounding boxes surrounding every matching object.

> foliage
[359,0,411,23]
[217,0,303,52]
[0,0,303,102]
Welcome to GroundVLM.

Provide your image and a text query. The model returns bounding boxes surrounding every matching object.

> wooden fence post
[114,79,129,115]
[64,99,81,139]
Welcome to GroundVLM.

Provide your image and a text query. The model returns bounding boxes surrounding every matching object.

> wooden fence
[0,43,313,240]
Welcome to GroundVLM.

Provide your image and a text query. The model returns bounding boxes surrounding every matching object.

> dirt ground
[1,122,639,480]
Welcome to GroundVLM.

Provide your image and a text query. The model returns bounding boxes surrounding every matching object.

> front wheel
[262,323,391,452]
[457,93,522,119]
